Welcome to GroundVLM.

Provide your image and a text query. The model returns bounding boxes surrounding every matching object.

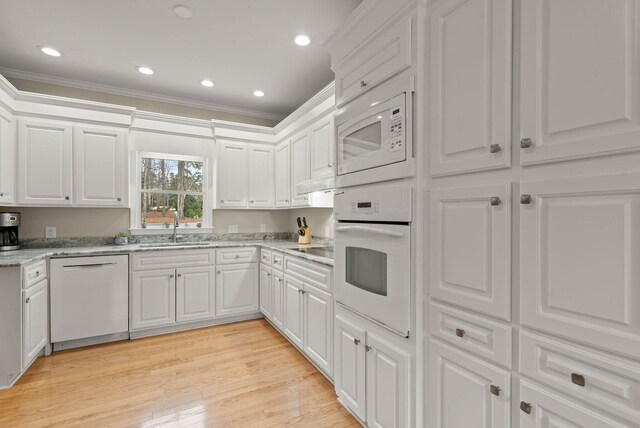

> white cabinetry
[283,274,305,348]
[74,125,127,207]
[22,280,48,368]
[18,119,73,206]
[429,0,511,176]
[216,262,259,317]
[290,132,310,207]
[218,141,248,208]
[519,0,640,165]
[275,142,291,207]
[272,270,285,331]
[309,115,334,179]
[0,108,15,204]
[131,269,176,330]
[303,284,333,375]
[176,266,216,323]
[248,145,274,208]
[259,263,273,320]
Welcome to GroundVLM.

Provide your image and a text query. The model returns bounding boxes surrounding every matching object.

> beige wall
[289,208,334,239]
[6,77,279,127]
[213,210,290,234]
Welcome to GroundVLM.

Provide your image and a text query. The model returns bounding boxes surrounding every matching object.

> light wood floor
[0,319,359,428]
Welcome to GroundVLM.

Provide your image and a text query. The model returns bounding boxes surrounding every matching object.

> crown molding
[211,118,275,135]
[273,81,335,134]
[133,110,213,128]
[0,67,286,122]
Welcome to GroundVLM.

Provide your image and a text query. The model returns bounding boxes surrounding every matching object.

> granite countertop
[0,240,334,268]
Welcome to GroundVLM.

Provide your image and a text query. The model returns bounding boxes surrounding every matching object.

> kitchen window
[133,153,210,233]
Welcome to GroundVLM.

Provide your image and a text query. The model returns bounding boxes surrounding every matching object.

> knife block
[298,227,312,245]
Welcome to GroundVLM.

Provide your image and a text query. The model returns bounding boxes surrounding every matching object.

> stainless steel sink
[138,242,206,248]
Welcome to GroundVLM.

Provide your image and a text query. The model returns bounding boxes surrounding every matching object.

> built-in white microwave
[335,77,414,188]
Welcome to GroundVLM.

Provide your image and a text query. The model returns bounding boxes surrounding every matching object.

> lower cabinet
[216,263,259,317]
[176,266,216,323]
[22,279,48,368]
[272,270,284,330]
[131,269,177,330]
[259,264,273,320]
[283,274,305,348]
[335,306,411,427]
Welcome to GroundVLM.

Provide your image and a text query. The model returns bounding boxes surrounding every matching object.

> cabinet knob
[365,345,372,352]
[490,385,501,396]
[220,199,225,203]
[571,373,586,387]
[169,274,174,278]
[267,273,271,277]
[353,338,361,345]
[235,255,240,259]
[360,80,367,88]
[285,199,289,203]
[36,271,40,277]
[520,138,533,149]
[250,200,255,203]
[490,197,501,206]
[455,328,465,338]
[520,194,533,205]
[489,144,501,154]
[177,273,182,278]
[520,401,532,415]
[117,197,121,202]
[65,196,70,200]
[0,193,4,197]
[25,297,31,303]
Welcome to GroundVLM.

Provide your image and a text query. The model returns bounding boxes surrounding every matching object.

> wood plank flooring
[0,319,359,428]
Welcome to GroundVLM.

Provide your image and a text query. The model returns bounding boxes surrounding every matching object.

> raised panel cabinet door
[429,339,510,428]
[430,0,512,176]
[74,125,127,207]
[520,174,640,358]
[248,145,274,208]
[283,274,304,348]
[259,264,273,320]
[310,115,334,179]
[18,119,73,205]
[131,269,176,330]
[175,266,215,323]
[215,263,259,317]
[0,110,15,204]
[334,313,367,422]
[520,0,640,165]
[272,270,285,330]
[519,380,635,428]
[430,184,511,320]
[366,333,410,428]
[303,284,333,377]
[275,142,291,207]
[22,280,48,368]
[218,142,248,208]
[290,133,310,207]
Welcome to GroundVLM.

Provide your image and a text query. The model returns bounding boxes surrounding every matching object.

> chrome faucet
[172,210,180,243]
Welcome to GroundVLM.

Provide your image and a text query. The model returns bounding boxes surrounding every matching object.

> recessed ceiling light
[173,5,193,18]
[137,66,154,75]
[40,46,61,57]
[200,79,214,87]
[294,34,311,46]
[253,90,265,97]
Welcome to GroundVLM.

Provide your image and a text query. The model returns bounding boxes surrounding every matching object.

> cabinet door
[430,0,512,176]
[272,270,285,331]
[366,333,411,428]
[22,280,48,368]
[430,184,511,320]
[275,142,291,207]
[303,284,333,377]
[519,380,634,428]
[259,264,273,320]
[335,313,367,422]
[131,269,176,330]
[310,115,334,179]
[215,263,259,317]
[218,142,248,208]
[520,0,640,165]
[429,339,510,428]
[248,145,274,208]
[520,174,640,358]
[18,119,73,205]
[176,266,215,323]
[283,274,304,348]
[0,109,15,204]
[74,125,127,207]
[290,132,310,207]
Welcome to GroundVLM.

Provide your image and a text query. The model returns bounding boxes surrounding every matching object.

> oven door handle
[335,225,405,238]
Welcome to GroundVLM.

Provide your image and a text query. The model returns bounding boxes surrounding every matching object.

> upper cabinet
[74,125,127,207]
[275,141,291,208]
[0,107,15,205]
[309,115,334,179]
[429,0,512,176]
[520,0,640,165]
[217,142,248,208]
[18,119,73,206]
[290,132,310,207]
[248,145,274,208]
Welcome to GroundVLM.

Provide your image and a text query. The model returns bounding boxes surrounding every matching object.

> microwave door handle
[335,225,404,238]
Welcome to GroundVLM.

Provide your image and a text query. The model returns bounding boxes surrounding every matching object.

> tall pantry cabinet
[426,0,640,427]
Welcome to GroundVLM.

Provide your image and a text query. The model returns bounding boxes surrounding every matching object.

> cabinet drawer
[216,247,257,264]
[23,260,47,288]
[284,256,332,292]
[272,252,284,271]
[334,17,412,106]
[131,249,215,271]
[429,302,511,368]
[520,330,640,425]
[260,249,272,265]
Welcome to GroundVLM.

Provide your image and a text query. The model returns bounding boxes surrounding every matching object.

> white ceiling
[0,0,362,120]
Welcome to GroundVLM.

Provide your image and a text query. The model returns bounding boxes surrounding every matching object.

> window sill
[129,227,214,236]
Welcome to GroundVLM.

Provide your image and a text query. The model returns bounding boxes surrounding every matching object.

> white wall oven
[334,183,412,337]
[335,77,414,188]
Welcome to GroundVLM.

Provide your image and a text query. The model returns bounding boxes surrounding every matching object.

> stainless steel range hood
[296,176,335,194]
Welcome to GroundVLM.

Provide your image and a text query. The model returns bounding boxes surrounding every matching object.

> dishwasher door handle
[62,262,117,269]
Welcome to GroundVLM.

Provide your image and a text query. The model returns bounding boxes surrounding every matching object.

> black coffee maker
[0,212,21,251]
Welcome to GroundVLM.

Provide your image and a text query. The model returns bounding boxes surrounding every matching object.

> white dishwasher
[50,255,129,349]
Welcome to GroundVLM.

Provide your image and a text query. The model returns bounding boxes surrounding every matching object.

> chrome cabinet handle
[25,297,31,303]
[520,402,532,414]
[490,385,501,396]
[353,338,360,345]
[489,144,501,153]
[365,345,372,352]
[455,328,465,338]
[520,194,532,205]
[520,138,533,149]
[571,373,586,387]
[360,80,367,87]
[490,197,501,206]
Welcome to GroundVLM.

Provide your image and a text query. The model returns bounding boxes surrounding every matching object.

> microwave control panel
[389,107,404,154]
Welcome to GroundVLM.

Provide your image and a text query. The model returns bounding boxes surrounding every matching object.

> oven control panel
[389,108,403,153]
[334,184,412,222]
